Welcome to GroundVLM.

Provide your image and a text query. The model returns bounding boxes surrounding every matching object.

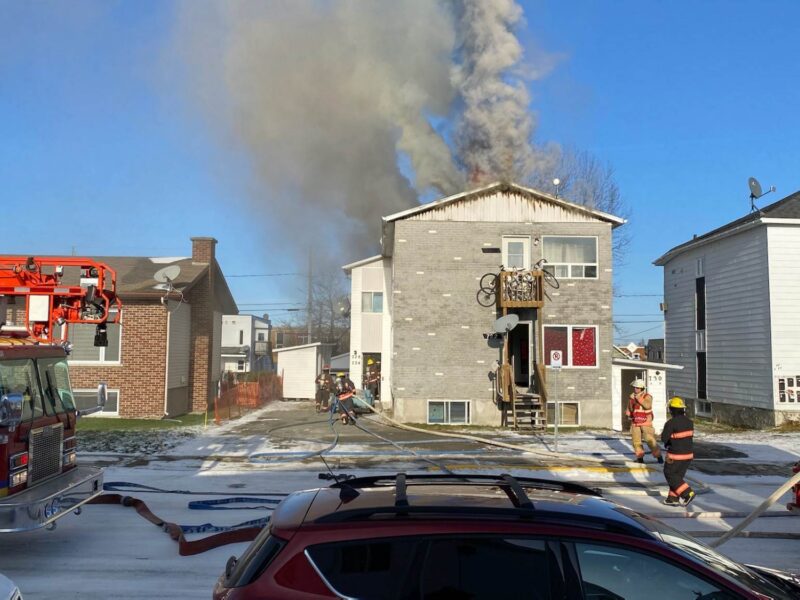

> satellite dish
[154,265,181,284]
[748,177,763,199]
[493,314,519,334]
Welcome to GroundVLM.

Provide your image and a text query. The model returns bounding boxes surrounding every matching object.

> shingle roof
[654,190,800,265]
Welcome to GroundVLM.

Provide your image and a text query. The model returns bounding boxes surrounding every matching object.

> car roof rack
[329,473,602,499]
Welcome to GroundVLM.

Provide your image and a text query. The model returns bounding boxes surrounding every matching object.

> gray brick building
[345,182,625,427]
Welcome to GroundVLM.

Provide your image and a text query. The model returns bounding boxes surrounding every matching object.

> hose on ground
[353,398,708,494]
[710,468,800,548]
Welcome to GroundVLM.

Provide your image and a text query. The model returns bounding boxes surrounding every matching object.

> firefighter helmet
[631,378,646,389]
[669,397,686,409]
[367,358,374,365]
[337,372,345,377]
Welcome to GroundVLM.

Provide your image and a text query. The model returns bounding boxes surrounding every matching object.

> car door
[567,541,745,600]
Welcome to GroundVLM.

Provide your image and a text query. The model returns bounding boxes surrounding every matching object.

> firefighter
[626,378,663,464]
[661,396,696,506]
[363,358,380,404]
[314,365,333,413]
[334,372,357,425]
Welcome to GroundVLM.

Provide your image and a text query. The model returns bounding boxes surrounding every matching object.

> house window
[696,256,705,277]
[544,325,598,367]
[67,322,122,364]
[239,330,244,345]
[362,292,383,313]
[73,388,119,416]
[697,352,707,400]
[275,332,284,348]
[237,360,245,372]
[696,399,712,416]
[695,277,706,331]
[257,332,265,341]
[502,236,530,269]
[542,236,598,279]
[427,400,470,425]
[546,401,580,426]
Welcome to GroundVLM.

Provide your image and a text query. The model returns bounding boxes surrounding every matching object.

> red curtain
[572,327,596,367]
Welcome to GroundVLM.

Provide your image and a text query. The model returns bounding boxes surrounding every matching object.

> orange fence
[213,372,283,424]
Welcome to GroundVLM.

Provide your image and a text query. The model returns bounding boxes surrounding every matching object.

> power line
[227,272,303,278]
[614,324,664,339]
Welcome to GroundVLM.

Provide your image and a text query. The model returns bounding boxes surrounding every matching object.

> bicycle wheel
[476,288,496,307]
[479,272,498,294]
[543,269,560,289]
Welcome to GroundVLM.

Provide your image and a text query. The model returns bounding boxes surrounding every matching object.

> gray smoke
[172,0,546,259]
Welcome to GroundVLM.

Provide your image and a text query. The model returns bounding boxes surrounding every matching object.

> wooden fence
[213,372,283,424]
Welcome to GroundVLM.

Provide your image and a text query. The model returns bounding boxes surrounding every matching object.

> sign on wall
[550,350,563,369]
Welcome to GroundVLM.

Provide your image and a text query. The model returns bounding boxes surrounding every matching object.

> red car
[214,473,800,599]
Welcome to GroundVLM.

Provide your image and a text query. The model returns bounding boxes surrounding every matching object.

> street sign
[550,350,563,369]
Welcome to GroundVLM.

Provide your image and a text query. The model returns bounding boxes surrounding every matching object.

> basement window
[546,402,580,426]
[73,388,119,416]
[428,400,470,425]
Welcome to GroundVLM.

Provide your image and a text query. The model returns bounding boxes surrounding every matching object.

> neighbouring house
[329,352,350,375]
[275,342,333,400]
[611,346,683,432]
[654,191,800,427]
[619,342,647,361]
[344,181,626,427]
[2,237,237,418]
[270,326,310,365]
[646,338,665,363]
[221,314,273,374]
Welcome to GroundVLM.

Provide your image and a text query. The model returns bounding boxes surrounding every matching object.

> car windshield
[0,358,43,420]
[636,513,795,598]
[36,357,76,415]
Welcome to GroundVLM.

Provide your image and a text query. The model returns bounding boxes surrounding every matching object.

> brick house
[3,237,237,418]
[344,182,625,427]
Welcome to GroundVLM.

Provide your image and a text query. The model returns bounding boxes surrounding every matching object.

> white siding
[348,258,387,383]
[767,225,800,410]
[663,226,772,407]
[277,344,321,399]
[381,260,393,407]
[408,190,604,223]
[167,302,191,389]
[211,311,222,382]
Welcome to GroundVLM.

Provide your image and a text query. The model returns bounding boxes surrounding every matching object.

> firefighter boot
[635,456,644,464]
[664,494,680,506]
[657,455,664,464]
[681,490,696,507]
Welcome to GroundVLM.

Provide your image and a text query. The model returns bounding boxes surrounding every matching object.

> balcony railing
[497,270,545,308]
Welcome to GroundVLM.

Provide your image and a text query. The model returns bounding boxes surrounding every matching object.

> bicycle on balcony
[476,259,560,308]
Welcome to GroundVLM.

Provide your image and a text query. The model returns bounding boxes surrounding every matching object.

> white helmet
[631,378,646,389]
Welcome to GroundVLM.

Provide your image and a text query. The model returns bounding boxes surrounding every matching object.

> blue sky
[2,1,798,338]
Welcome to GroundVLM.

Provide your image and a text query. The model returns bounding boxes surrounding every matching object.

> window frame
[546,401,581,427]
[543,324,599,369]
[66,321,123,366]
[427,400,471,425]
[502,236,531,270]
[541,235,599,280]
[361,291,384,314]
[72,387,120,417]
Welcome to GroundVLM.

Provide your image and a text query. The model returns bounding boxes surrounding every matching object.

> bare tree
[527,146,631,266]
[308,269,351,355]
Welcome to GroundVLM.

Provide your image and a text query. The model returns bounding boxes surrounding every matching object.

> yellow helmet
[669,397,686,409]
[367,358,374,365]
[337,372,345,377]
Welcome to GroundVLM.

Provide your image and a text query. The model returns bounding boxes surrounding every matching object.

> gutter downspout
[163,302,171,416]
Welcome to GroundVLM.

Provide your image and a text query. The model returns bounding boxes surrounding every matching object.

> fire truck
[0,257,121,532]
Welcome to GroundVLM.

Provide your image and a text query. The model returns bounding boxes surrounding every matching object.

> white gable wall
[767,224,800,413]
[663,226,772,408]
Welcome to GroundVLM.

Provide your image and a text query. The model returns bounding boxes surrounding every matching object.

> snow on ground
[3,403,799,598]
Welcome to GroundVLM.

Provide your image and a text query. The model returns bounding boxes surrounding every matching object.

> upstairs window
[362,292,383,313]
[502,236,530,269]
[542,236,598,279]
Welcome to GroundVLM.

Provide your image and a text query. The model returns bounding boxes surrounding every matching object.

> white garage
[612,347,684,432]
[275,342,333,400]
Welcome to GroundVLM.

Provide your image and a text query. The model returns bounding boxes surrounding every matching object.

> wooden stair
[502,388,546,431]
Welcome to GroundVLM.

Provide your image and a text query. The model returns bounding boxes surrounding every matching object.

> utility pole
[306,249,313,343]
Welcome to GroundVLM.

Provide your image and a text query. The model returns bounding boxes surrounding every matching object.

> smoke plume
[172,0,545,260]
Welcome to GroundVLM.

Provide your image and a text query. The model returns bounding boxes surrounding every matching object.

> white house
[275,342,333,400]
[221,314,273,374]
[342,255,392,402]
[654,191,800,427]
